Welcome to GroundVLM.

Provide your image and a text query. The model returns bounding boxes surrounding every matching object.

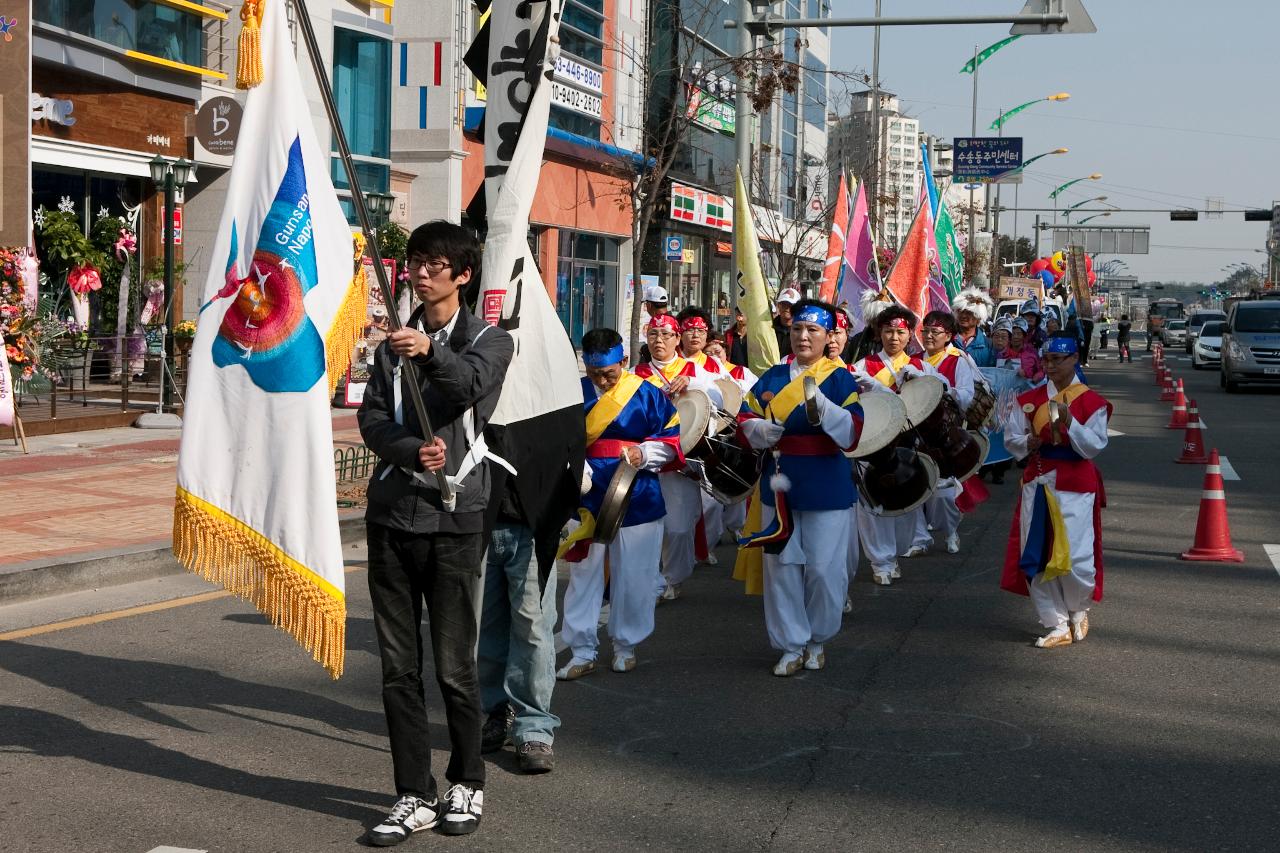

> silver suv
[1221,300,1280,392]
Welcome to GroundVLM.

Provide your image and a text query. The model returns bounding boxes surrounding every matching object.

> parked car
[1220,299,1280,392]
[1162,319,1188,348]
[1192,320,1224,369]
[1186,309,1227,353]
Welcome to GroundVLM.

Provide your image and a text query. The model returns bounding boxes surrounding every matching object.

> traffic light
[1244,209,1275,221]
[1169,210,1199,221]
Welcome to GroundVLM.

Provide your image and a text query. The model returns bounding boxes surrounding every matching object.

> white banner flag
[173,0,366,677]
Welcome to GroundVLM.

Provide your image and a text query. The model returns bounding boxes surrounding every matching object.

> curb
[0,512,368,607]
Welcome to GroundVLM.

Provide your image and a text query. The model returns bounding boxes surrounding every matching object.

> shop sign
[550,80,602,118]
[681,248,695,265]
[669,181,731,233]
[685,85,735,136]
[553,55,603,93]
[195,96,243,155]
[714,240,732,256]
[172,207,183,246]
[664,235,683,261]
[29,93,75,126]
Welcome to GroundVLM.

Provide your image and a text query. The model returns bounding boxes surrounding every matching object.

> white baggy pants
[559,519,664,660]
[701,489,725,554]
[924,479,962,539]
[660,472,701,586]
[858,503,897,577]
[757,505,851,655]
[1017,481,1098,628]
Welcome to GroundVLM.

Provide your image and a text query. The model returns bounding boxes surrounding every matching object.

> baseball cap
[644,285,669,305]
[776,287,802,306]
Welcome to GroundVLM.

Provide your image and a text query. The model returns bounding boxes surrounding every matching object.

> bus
[1147,298,1186,342]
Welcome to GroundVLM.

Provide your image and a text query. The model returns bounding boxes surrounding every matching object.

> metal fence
[334,445,378,484]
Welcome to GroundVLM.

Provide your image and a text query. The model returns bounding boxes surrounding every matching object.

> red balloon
[1084,255,1094,271]
[1087,270,1097,285]
[1028,258,1050,274]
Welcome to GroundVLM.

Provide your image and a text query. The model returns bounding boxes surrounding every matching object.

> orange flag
[884,194,933,335]
[818,170,849,303]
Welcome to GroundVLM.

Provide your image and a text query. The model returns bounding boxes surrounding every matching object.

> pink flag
[921,194,951,313]
[818,170,849,303]
[838,178,880,329]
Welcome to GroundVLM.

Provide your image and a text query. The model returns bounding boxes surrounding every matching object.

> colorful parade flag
[934,200,966,301]
[920,142,940,220]
[920,196,950,314]
[734,166,781,376]
[173,0,366,677]
[466,0,585,577]
[818,169,849,303]
[837,177,881,332]
[884,193,933,332]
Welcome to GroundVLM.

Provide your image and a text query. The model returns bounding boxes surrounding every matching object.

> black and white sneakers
[441,784,483,836]
[367,795,441,847]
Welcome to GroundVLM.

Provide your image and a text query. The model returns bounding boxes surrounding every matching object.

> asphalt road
[1,351,1278,853]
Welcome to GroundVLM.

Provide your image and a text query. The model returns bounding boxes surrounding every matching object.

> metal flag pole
[291,0,455,510]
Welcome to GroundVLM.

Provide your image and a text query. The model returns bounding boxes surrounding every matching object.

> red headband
[835,312,849,330]
[680,316,709,332]
[648,314,680,333]
[884,317,910,330]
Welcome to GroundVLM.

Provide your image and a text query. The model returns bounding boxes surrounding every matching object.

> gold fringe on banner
[325,260,369,398]
[236,0,266,89]
[174,487,346,678]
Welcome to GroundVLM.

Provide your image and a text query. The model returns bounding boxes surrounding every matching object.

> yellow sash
[585,372,644,446]
[688,351,708,368]
[1030,383,1092,436]
[764,358,842,423]
[872,351,912,388]
[924,345,964,368]
[641,357,689,389]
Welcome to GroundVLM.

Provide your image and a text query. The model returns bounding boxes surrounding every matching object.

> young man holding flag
[359,222,514,842]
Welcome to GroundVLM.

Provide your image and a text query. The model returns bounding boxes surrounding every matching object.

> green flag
[960,35,1022,74]
[934,201,965,300]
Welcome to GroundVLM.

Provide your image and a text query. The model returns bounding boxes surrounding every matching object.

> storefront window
[34,0,205,68]
[556,231,619,347]
[332,25,391,223]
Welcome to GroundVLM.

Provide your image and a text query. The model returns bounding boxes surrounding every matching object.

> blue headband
[793,304,835,331]
[583,343,625,368]
[1045,336,1078,355]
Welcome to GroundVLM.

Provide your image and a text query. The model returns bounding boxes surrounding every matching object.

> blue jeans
[477,522,561,746]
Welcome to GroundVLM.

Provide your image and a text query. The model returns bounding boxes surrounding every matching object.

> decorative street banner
[174,0,365,677]
[685,85,736,136]
[0,0,31,245]
[953,137,1023,183]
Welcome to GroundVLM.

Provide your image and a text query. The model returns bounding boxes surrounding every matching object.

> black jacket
[773,316,794,357]
[358,303,514,534]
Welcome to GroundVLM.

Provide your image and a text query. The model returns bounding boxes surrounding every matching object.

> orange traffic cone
[1180,450,1244,562]
[1166,379,1188,429]
[1160,369,1176,401]
[1175,399,1210,464]
[1154,358,1166,384]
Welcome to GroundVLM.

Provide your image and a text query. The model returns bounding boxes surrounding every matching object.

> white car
[1192,320,1224,369]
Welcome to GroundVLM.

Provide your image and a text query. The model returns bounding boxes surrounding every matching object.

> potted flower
[174,320,197,355]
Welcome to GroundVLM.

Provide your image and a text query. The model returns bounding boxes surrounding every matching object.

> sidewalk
[0,411,366,600]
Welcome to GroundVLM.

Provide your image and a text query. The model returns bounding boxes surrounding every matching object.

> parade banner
[884,194,933,337]
[980,366,1031,464]
[466,0,585,580]
[1067,245,1093,319]
[837,177,880,331]
[996,276,1044,302]
[733,166,780,375]
[818,169,849,303]
[173,0,365,677]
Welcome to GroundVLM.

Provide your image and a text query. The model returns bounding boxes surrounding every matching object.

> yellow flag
[734,167,781,376]
[1038,486,1074,583]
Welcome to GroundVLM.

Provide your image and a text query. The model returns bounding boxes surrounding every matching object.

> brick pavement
[0,411,364,567]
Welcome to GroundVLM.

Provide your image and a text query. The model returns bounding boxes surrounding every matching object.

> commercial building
[392,0,643,348]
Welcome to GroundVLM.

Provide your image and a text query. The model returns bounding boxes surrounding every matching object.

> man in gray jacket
[359,221,513,845]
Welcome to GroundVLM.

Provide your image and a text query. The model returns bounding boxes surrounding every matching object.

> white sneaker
[1035,625,1073,649]
[705,552,719,565]
[441,784,482,836]
[555,657,596,681]
[1070,611,1090,642]
[945,533,960,554]
[611,651,636,673]
[873,573,892,586]
[368,795,441,846]
[803,644,825,670]
[891,565,902,579]
[772,652,802,677]
[660,582,682,601]
[843,596,853,614]
[901,545,928,558]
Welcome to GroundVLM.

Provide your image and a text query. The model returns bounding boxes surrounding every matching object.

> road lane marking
[1218,455,1240,480]
[0,564,367,642]
[147,847,209,853]
[1107,428,1125,437]
[1265,545,1280,578]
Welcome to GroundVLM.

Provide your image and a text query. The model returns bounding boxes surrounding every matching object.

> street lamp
[138,154,191,429]
[1062,196,1108,222]
[1078,212,1111,225]
[988,92,1070,131]
[365,191,395,226]
[1050,173,1103,223]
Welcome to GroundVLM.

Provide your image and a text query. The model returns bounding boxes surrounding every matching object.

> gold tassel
[323,236,371,398]
[236,1,266,90]
[174,487,347,678]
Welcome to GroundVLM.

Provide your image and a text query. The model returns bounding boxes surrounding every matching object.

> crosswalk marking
[146,847,208,853]
[1218,456,1240,481]
[1264,545,1280,578]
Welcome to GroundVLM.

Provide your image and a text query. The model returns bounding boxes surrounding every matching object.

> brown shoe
[555,659,596,681]
[516,741,555,774]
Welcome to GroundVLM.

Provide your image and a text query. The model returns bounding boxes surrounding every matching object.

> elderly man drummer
[852,305,946,584]
[737,298,864,677]
[556,329,683,678]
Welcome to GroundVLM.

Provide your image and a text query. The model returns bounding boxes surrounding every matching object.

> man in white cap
[773,287,802,358]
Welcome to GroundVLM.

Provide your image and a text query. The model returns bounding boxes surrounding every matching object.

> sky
[827,0,1279,284]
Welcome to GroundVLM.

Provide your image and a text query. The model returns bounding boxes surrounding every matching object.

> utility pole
[870,0,881,233]
[967,44,978,278]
